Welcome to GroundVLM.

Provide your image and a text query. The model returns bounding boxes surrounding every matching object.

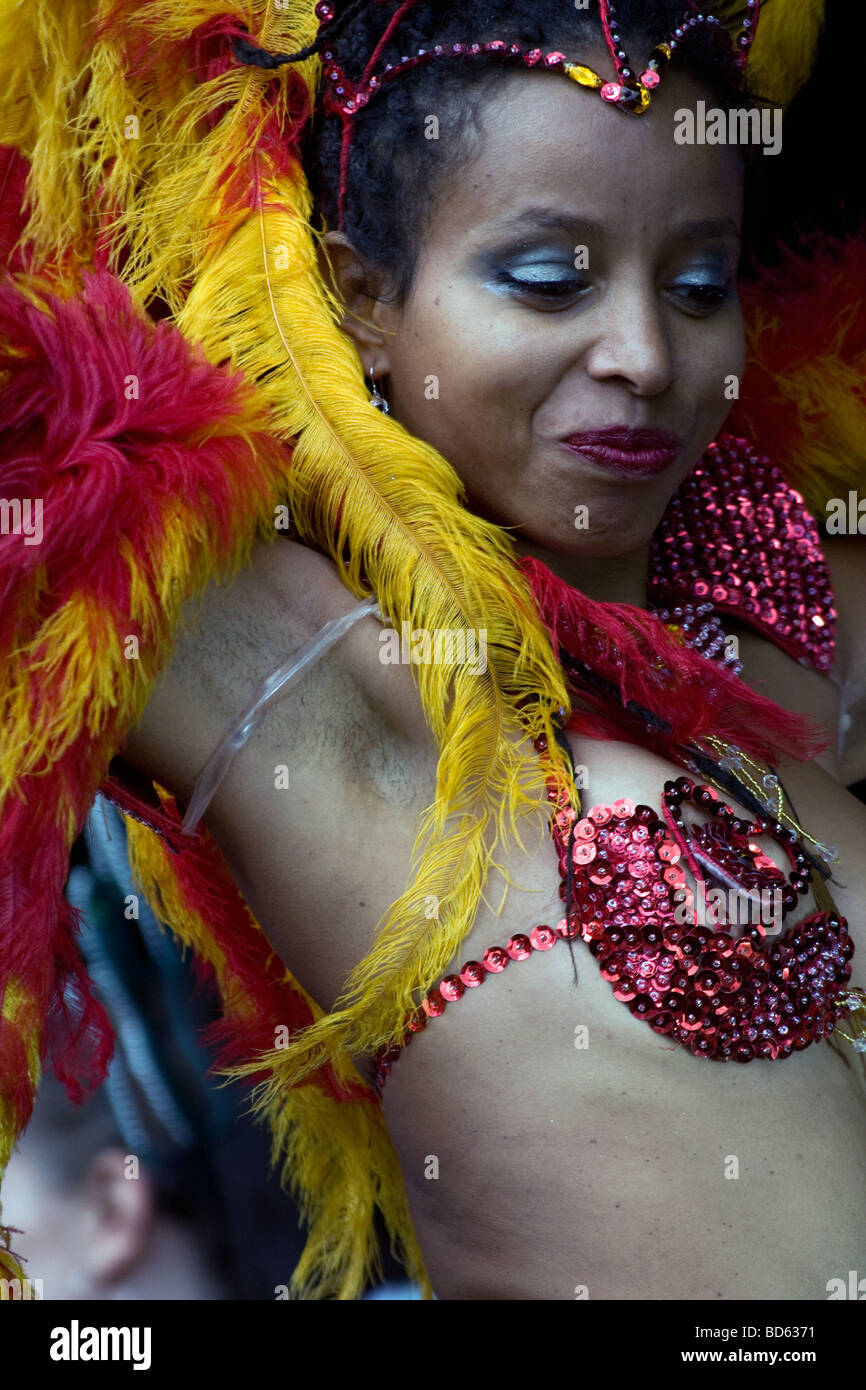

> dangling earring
[367,367,390,414]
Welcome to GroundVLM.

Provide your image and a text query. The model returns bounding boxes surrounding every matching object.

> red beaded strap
[373,919,567,1094]
[374,759,570,1094]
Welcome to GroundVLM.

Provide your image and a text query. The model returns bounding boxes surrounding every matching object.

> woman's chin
[466,478,677,558]
[512,514,664,562]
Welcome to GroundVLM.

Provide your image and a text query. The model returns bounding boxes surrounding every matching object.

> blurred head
[307,2,761,573]
[1,1075,229,1300]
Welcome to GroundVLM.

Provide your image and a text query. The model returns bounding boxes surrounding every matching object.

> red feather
[0,267,292,1111]
[520,556,827,766]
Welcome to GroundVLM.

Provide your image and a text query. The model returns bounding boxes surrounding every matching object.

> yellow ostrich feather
[0,981,41,1296]
[744,0,826,107]
[708,0,825,107]
[178,162,575,1064]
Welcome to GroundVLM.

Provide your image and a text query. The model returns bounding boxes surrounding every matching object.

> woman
[1,0,864,1300]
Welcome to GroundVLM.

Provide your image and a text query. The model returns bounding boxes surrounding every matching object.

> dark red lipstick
[559,426,682,478]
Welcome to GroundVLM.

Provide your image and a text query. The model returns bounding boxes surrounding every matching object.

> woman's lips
[559,427,683,478]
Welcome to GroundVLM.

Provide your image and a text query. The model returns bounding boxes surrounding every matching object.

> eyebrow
[484,208,741,241]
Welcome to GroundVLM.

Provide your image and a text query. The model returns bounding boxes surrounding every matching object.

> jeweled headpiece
[233,0,763,227]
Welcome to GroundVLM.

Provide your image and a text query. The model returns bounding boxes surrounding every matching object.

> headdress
[232,0,762,226]
[0,0,862,1300]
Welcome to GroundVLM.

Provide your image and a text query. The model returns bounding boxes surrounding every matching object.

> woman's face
[330,64,745,564]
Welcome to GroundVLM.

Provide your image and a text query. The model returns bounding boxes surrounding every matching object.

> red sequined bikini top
[374,774,861,1091]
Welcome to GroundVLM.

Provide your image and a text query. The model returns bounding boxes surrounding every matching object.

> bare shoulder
[819,535,866,778]
[821,535,866,679]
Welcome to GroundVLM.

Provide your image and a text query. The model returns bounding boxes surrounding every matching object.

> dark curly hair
[243,2,764,305]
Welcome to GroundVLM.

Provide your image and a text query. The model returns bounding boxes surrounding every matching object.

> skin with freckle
[122,55,866,1301]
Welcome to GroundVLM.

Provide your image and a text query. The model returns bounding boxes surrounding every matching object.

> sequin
[648,438,835,672]
[588,861,614,885]
[482,947,509,972]
[530,925,557,950]
[574,842,597,865]
[439,975,465,1002]
[422,990,445,1018]
[460,961,486,987]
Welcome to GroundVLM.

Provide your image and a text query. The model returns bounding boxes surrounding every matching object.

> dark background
[748,0,865,258]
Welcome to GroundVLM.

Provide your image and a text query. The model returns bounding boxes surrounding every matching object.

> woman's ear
[81,1147,156,1288]
[317,230,398,374]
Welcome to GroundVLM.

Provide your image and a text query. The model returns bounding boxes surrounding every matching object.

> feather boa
[519,556,827,764]
[0,265,294,1289]
[731,235,866,513]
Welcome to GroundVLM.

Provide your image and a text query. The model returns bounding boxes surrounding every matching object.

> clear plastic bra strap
[826,661,866,765]
[180,596,381,836]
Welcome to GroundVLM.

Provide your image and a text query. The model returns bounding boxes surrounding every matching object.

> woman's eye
[496,268,588,300]
[669,279,733,311]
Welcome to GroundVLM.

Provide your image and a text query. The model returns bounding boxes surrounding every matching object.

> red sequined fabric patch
[648,436,835,672]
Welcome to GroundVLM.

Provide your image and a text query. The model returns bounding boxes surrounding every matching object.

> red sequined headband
[232,0,763,229]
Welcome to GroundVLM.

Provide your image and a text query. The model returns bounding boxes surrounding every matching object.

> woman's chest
[378,730,866,1086]
[377,734,866,1297]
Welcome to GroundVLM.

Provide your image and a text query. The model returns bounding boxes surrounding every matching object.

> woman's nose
[583,281,675,397]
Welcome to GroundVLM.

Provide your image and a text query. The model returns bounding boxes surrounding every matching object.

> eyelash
[497,271,733,310]
[671,283,731,307]
[497,271,586,299]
